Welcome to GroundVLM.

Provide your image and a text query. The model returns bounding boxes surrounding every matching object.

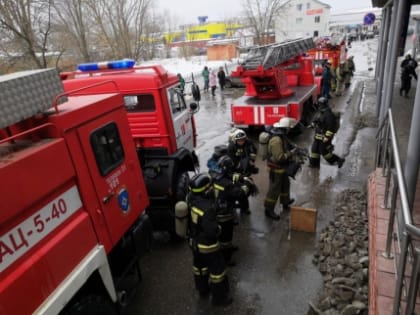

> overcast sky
[156,0,374,25]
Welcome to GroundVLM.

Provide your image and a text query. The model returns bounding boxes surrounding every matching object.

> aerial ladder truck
[230,37,320,130]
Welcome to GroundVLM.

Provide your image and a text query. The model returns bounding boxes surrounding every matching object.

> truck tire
[191,83,201,102]
[225,79,232,88]
[63,295,117,315]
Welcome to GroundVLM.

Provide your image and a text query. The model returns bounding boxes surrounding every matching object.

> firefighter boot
[282,198,295,212]
[337,157,345,168]
[265,208,280,220]
[212,278,233,306]
[309,157,320,169]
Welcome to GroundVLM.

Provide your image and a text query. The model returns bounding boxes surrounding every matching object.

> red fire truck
[230,38,319,130]
[60,60,199,234]
[0,67,196,314]
[307,35,347,76]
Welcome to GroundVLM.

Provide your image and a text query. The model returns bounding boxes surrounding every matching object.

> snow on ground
[141,55,241,83]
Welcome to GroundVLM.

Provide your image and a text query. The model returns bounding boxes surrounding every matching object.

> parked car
[366,31,375,39]
[225,75,245,88]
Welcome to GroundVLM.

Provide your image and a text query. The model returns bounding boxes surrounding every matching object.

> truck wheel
[191,83,201,102]
[63,295,117,315]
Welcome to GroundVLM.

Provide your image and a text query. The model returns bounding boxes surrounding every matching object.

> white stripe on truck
[0,186,82,273]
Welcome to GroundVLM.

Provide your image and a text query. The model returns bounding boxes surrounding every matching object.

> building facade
[275,0,331,42]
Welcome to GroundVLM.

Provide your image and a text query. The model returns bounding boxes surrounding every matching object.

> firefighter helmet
[189,173,212,194]
[271,117,296,135]
[317,97,329,111]
[233,129,247,141]
[217,155,234,174]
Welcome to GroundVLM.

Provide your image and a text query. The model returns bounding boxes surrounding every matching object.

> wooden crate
[290,206,317,232]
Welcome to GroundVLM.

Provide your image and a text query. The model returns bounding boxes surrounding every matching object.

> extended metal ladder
[242,37,315,70]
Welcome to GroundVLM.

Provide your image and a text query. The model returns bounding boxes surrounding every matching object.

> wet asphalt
[122,39,379,315]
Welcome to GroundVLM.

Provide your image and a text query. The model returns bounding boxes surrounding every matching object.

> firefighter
[187,173,232,306]
[343,56,355,88]
[335,62,345,96]
[227,129,259,177]
[321,60,332,98]
[330,64,337,93]
[263,118,296,220]
[209,155,244,265]
[309,97,345,169]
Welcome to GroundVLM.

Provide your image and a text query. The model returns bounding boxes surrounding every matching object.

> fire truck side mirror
[189,102,199,114]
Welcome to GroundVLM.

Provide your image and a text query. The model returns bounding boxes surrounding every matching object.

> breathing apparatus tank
[175,201,189,238]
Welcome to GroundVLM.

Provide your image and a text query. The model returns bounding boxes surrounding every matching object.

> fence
[375,108,420,315]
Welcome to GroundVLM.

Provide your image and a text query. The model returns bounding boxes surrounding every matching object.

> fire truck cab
[230,38,319,130]
[60,60,199,234]
[0,69,152,314]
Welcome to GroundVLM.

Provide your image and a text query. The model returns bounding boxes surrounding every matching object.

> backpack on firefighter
[175,173,214,239]
[207,144,228,173]
[258,118,308,179]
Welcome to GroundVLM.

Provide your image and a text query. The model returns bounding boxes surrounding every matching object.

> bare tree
[52,0,94,63]
[85,0,153,60]
[241,0,284,45]
[0,0,54,69]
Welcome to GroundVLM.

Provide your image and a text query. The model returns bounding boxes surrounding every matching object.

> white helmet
[231,128,247,142]
[273,117,297,129]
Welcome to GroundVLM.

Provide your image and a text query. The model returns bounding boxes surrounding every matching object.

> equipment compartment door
[77,110,149,246]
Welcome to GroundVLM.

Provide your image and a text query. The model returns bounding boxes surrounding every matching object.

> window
[314,30,319,37]
[91,123,124,176]
[307,3,310,9]
[315,16,320,23]
[124,94,155,112]
[296,17,303,24]
[297,4,302,11]
[167,87,187,115]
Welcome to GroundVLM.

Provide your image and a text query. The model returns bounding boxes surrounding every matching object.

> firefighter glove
[232,173,242,183]
[241,184,250,195]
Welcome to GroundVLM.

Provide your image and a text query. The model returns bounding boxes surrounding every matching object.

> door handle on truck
[102,192,115,204]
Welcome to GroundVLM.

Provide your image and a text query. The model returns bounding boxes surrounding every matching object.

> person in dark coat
[217,66,226,91]
[400,54,418,97]
[401,54,418,70]
[187,173,232,306]
[321,61,332,98]
[309,97,345,169]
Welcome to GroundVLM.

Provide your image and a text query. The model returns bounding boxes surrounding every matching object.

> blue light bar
[77,59,136,71]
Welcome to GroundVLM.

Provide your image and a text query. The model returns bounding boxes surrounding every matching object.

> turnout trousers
[192,244,230,304]
[263,168,291,211]
[309,137,341,168]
